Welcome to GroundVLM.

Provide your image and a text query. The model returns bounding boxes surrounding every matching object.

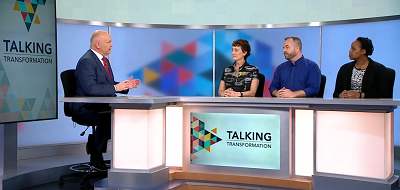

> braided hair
[356,37,374,56]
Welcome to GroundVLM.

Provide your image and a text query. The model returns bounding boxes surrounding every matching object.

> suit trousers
[74,105,111,153]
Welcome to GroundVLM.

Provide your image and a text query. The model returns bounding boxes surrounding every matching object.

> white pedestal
[313,110,397,190]
[107,108,169,189]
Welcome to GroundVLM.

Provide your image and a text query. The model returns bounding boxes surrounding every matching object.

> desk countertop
[60,96,400,110]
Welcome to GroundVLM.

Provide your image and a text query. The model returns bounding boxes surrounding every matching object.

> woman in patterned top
[218,39,259,97]
[333,37,390,98]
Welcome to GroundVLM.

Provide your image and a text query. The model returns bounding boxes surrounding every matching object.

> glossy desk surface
[60,96,400,110]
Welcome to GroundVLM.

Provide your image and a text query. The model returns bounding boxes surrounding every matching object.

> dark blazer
[71,49,127,115]
[333,58,391,98]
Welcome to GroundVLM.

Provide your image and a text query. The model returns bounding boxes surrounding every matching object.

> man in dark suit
[71,30,140,170]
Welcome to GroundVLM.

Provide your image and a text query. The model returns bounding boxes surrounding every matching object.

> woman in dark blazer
[333,37,391,98]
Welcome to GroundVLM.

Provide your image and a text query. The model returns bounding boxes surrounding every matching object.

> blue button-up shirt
[269,56,321,97]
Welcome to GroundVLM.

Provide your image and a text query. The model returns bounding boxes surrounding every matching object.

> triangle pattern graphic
[32,3,38,11]
[40,110,49,118]
[48,100,55,110]
[182,41,197,56]
[26,13,33,23]
[34,87,57,119]
[144,68,160,84]
[17,1,27,12]
[40,101,47,111]
[190,115,223,160]
[162,41,177,56]
[1,74,10,85]
[124,32,213,96]
[161,59,176,74]
[27,98,36,110]
[21,99,31,111]
[13,2,20,11]
[21,12,27,21]
[9,100,20,112]
[44,88,52,98]
[14,0,46,31]
[25,22,32,31]
[21,111,30,120]
[193,116,198,122]
[178,67,193,85]
[6,89,15,100]
[211,128,217,134]
[16,98,26,111]
[44,98,52,108]
[28,112,34,120]
[39,0,46,5]
[28,4,35,13]
[18,113,24,121]
[1,100,10,113]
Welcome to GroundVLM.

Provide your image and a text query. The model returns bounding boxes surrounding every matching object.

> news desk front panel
[59,96,400,189]
[177,97,398,188]
[181,104,291,179]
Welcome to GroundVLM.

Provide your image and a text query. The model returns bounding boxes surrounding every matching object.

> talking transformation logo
[13,0,47,32]
[191,116,222,161]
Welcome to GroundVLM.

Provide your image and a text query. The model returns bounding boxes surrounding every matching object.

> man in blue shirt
[269,37,321,98]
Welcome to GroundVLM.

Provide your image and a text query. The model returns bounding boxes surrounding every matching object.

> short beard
[285,52,297,61]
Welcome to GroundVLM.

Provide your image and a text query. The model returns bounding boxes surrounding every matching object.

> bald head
[90,30,113,56]
[90,30,108,47]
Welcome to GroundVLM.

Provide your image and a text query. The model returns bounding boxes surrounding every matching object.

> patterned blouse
[221,62,259,92]
[351,67,366,92]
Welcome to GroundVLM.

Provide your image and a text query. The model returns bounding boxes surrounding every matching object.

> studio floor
[1,153,399,190]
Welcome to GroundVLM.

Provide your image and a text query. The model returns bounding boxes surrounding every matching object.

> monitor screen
[190,112,281,170]
[0,0,57,123]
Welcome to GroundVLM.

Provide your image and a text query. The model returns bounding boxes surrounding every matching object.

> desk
[60,97,400,190]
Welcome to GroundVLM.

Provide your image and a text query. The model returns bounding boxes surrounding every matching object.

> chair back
[317,74,326,98]
[387,67,396,98]
[60,69,76,117]
[255,73,265,97]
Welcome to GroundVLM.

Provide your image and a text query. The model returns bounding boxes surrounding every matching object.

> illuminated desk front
[60,97,400,190]
[60,97,178,189]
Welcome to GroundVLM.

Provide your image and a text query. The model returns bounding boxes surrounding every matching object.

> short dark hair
[232,39,251,60]
[356,37,374,56]
[284,37,302,51]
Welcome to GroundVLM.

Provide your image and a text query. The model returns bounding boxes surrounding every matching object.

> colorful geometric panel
[13,0,46,31]
[190,116,222,161]
[128,32,213,96]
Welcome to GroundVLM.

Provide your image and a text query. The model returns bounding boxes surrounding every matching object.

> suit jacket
[71,49,127,115]
[333,58,390,98]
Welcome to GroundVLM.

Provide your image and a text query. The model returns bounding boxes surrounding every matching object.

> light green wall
[56,0,400,25]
